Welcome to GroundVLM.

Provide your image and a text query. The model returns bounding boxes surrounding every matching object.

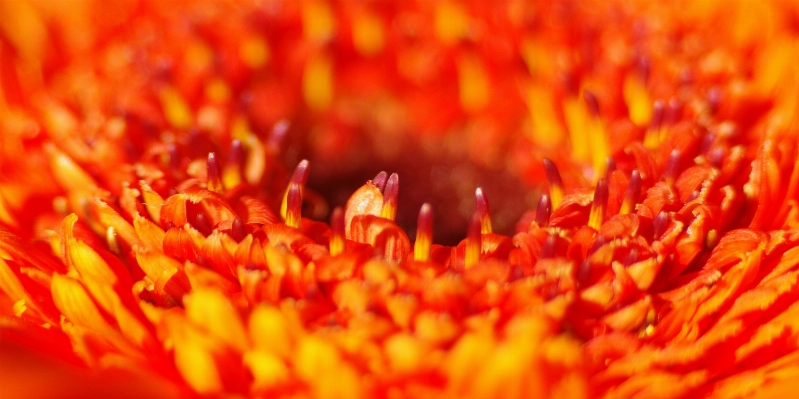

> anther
[588,178,608,230]
[663,149,681,186]
[329,207,345,256]
[223,139,244,188]
[206,152,223,193]
[290,159,310,186]
[231,218,247,242]
[707,87,722,115]
[624,248,639,266]
[267,120,290,152]
[650,100,664,131]
[605,157,617,179]
[465,213,481,268]
[167,143,180,171]
[644,100,664,149]
[620,169,641,215]
[699,133,716,156]
[589,235,606,255]
[584,90,601,118]
[195,211,212,236]
[372,171,388,192]
[652,211,669,239]
[281,159,309,219]
[540,233,558,259]
[576,259,591,286]
[381,173,399,220]
[106,226,121,255]
[475,187,492,234]
[285,184,302,229]
[414,203,433,262]
[665,98,682,126]
[535,194,551,227]
[542,158,565,210]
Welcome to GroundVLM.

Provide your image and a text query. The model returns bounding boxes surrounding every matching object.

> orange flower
[4,1,799,398]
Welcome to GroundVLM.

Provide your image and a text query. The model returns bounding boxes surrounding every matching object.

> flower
[3,1,799,398]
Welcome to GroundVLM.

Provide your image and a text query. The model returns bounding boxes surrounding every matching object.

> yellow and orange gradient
[3,1,799,398]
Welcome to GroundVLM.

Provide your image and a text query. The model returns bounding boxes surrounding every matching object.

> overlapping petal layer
[3,1,799,398]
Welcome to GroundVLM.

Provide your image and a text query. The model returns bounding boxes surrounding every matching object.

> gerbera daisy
[2,1,799,398]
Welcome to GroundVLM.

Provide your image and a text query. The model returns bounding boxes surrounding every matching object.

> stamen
[223,139,244,189]
[414,203,433,262]
[372,171,388,192]
[195,211,212,236]
[106,226,121,255]
[280,159,310,219]
[540,233,557,259]
[707,87,722,115]
[576,259,591,286]
[605,157,617,178]
[465,213,481,268]
[665,98,682,126]
[699,133,717,156]
[167,143,180,171]
[329,207,345,256]
[267,120,290,152]
[542,158,565,210]
[644,100,664,149]
[620,169,641,215]
[663,149,681,186]
[285,184,302,229]
[584,90,601,118]
[381,173,399,220]
[206,152,223,193]
[651,100,664,130]
[475,187,492,234]
[707,147,725,168]
[588,178,608,230]
[535,194,551,227]
[585,90,610,177]
[231,218,247,242]
[589,235,606,255]
[652,211,669,239]
[624,248,639,266]
[290,159,310,186]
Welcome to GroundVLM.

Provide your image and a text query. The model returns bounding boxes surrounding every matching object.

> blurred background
[0,0,796,244]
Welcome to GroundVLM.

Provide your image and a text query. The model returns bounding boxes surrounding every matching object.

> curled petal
[139,180,165,222]
[350,214,411,264]
[134,214,166,252]
[91,199,142,248]
[201,232,238,279]
[234,235,267,270]
[238,196,281,225]
[601,295,652,332]
[344,181,383,239]
[134,246,191,306]
[163,225,204,263]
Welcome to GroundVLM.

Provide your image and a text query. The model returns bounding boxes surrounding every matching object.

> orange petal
[349,214,411,264]
[163,225,204,263]
[133,213,166,251]
[344,181,383,239]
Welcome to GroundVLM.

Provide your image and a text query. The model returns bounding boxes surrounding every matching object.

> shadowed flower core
[2,1,799,398]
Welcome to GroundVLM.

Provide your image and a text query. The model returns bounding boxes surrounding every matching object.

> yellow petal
[248,305,293,359]
[244,350,290,391]
[185,289,249,353]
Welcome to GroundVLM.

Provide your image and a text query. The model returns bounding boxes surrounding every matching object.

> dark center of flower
[296,133,536,245]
